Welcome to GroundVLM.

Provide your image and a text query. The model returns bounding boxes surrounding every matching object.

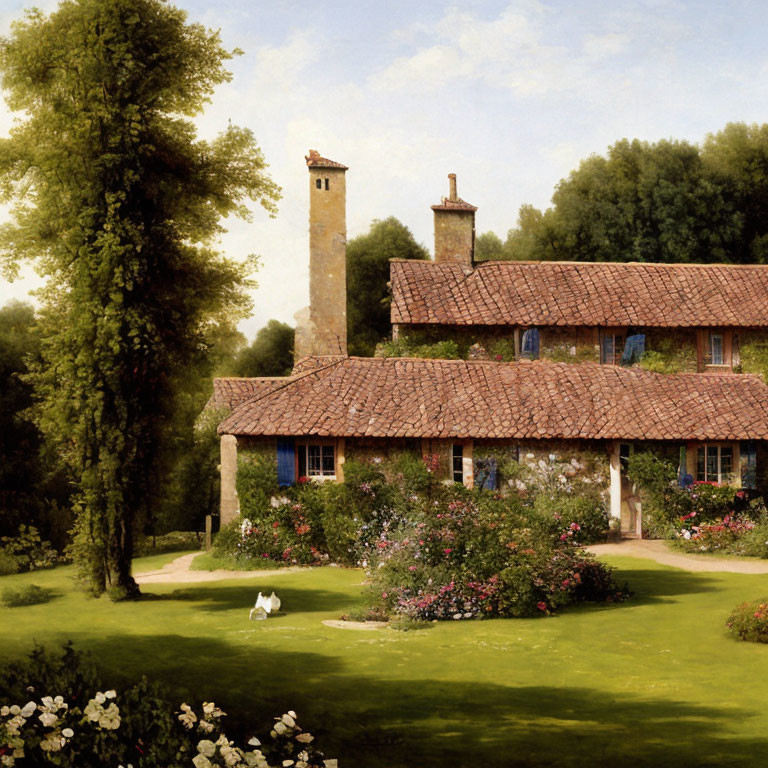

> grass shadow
[140,584,355,614]
[615,567,721,605]
[72,633,768,768]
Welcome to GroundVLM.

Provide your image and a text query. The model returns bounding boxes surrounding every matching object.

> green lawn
[3,554,768,767]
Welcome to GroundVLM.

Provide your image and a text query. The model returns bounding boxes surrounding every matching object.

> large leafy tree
[231,319,295,377]
[0,0,280,596]
[507,134,756,263]
[347,217,428,356]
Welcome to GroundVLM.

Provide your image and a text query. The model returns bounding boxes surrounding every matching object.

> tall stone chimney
[432,173,477,266]
[294,150,348,361]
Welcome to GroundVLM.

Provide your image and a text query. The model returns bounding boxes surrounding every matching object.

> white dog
[249,591,281,621]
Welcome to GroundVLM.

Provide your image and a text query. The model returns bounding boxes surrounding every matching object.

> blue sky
[1,0,767,337]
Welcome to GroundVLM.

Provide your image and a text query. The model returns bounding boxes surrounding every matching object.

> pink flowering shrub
[674,501,768,557]
[367,489,629,620]
[727,599,768,643]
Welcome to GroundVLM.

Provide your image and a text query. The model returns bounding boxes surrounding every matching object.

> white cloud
[370,2,591,96]
[582,32,630,61]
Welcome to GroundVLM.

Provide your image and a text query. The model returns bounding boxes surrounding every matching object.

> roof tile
[391,260,768,327]
[217,357,768,441]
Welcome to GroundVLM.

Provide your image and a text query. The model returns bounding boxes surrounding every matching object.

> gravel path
[135,553,308,584]
[587,539,768,573]
[136,541,768,585]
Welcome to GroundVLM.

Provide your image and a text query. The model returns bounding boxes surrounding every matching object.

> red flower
[443,548,453,554]
[536,601,547,612]
[272,520,279,528]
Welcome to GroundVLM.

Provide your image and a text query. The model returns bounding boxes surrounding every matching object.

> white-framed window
[696,444,734,483]
[709,333,724,365]
[297,443,335,479]
[600,330,625,365]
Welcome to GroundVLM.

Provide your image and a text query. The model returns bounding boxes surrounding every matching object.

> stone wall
[434,210,474,265]
[388,323,734,373]
[539,327,599,363]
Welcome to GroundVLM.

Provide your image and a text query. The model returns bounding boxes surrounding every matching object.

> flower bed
[672,497,768,558]
[214,451,623,621]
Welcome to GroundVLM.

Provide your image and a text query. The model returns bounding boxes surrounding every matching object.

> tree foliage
[0,302,43,536]
[503,124,768,264]
[231,319,294,377]
[346,217,428,356]
[0,0,280,596]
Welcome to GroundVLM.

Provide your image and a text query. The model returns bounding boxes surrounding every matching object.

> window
[710,333,724,365]
[619,443,631,476]
[297,443,335,478]
[452,444,464,483]
[315,178,322,189]
[698,329,733,370]
[696,444,734,483]
[324,177,329,190]
[600,331,624,365]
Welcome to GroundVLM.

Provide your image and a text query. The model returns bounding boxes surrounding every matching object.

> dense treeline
[478,123,768,264]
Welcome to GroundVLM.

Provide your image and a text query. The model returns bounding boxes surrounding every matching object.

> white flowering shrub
[0,645,336,768]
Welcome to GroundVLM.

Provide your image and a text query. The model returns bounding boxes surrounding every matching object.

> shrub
[0,526,57,573]
[628,451,743,538]
[726,600,768,643]
[1,584,53,608]
[368,491,629,621]
[0,644,335,768]
[236,452,280,520]
[673,501,768,558]
[0,552,20,576]
[532,494,609,544]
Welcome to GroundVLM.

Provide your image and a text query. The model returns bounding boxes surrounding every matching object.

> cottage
[213,152,768,537]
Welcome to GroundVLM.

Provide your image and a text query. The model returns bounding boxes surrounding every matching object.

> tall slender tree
[0,0,280,596]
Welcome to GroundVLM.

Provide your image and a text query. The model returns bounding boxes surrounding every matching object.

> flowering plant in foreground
[1,692,335,768]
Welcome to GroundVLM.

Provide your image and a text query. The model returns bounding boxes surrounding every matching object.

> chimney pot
[448,173,457,201]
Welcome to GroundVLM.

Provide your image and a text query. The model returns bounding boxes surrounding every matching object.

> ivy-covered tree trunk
[0,0,280,596]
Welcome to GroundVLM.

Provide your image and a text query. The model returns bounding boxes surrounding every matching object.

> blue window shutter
[620,334,645,366]
[521,328,539,360]
[473,457,498,491]
[277,439,295,487]
[677,444,687,487]
[742,441,757,490]
[487,458,498,490]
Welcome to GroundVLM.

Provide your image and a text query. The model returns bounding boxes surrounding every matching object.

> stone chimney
[294,150,348,362]
[431,173,477,266]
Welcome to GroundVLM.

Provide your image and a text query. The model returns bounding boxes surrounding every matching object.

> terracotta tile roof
[305,149,348,170]
[390,260,768,327]
[208,377,287,410]
[216,357,768,441]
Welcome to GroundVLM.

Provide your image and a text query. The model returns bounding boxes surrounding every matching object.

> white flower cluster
[178,701,226,734]
[0,697,75,766]
[84,690,120,730]
[2,694,336,768]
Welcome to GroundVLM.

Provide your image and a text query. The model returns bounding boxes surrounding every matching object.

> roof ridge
[390,259,768,270]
